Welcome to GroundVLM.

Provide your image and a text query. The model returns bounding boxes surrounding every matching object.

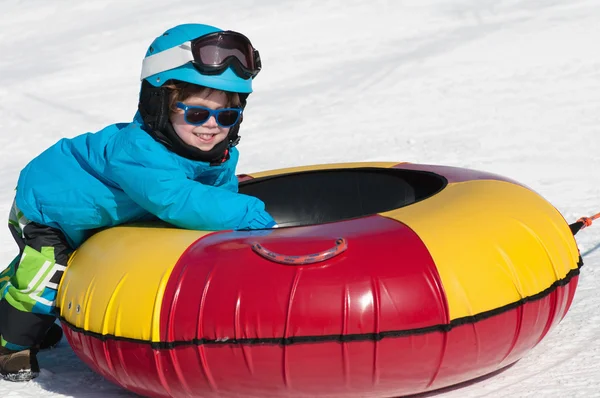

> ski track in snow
[1,0,600,396]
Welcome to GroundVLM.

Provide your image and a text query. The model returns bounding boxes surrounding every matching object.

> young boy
[0,23,276,381]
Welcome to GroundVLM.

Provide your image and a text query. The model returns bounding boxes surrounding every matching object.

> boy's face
[170,90,231,152]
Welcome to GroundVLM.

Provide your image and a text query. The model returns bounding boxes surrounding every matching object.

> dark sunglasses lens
[185,108,210,124]
[216,110,240,127]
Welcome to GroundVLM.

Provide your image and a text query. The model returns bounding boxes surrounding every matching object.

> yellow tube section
[58,225,207,342]
[246,162,401,178]
[381,180,580,320]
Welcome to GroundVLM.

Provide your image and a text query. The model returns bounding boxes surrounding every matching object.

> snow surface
[1,0,600,396]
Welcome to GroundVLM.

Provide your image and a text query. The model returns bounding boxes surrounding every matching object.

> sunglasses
[176,102,242,128]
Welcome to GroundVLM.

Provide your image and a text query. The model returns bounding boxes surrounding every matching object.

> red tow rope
[570,212,600,235]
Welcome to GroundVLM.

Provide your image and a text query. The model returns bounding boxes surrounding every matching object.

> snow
[1,0,599,396]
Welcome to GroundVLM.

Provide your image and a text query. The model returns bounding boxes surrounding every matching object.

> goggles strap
[140,41,194,81]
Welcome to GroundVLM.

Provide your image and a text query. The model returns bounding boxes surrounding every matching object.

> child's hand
[265,220,279,228]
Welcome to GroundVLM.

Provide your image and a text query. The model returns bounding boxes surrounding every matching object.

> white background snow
[1,0,599,396]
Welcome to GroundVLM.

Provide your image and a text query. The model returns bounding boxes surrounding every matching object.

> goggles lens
[176,102,242,128]
[190,31,261,79]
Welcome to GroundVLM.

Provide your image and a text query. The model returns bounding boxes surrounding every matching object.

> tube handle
[251,238,348,265]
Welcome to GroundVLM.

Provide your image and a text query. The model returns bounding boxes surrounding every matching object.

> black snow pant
[0,215,72,350]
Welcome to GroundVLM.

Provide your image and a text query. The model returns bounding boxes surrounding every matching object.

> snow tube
[57,162,581,398]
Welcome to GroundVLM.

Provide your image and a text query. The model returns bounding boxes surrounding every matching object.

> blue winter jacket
[15,113,275,248]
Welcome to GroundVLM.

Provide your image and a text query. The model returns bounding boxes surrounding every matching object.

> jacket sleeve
[105,135,275,231]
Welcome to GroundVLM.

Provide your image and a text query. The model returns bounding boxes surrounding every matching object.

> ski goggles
[176,102,242,127]
[141,31,261,81]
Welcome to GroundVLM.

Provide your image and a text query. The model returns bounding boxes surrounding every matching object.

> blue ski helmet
[141,23,255,94]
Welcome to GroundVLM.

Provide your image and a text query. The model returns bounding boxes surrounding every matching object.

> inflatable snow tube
[57,162,581,398]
